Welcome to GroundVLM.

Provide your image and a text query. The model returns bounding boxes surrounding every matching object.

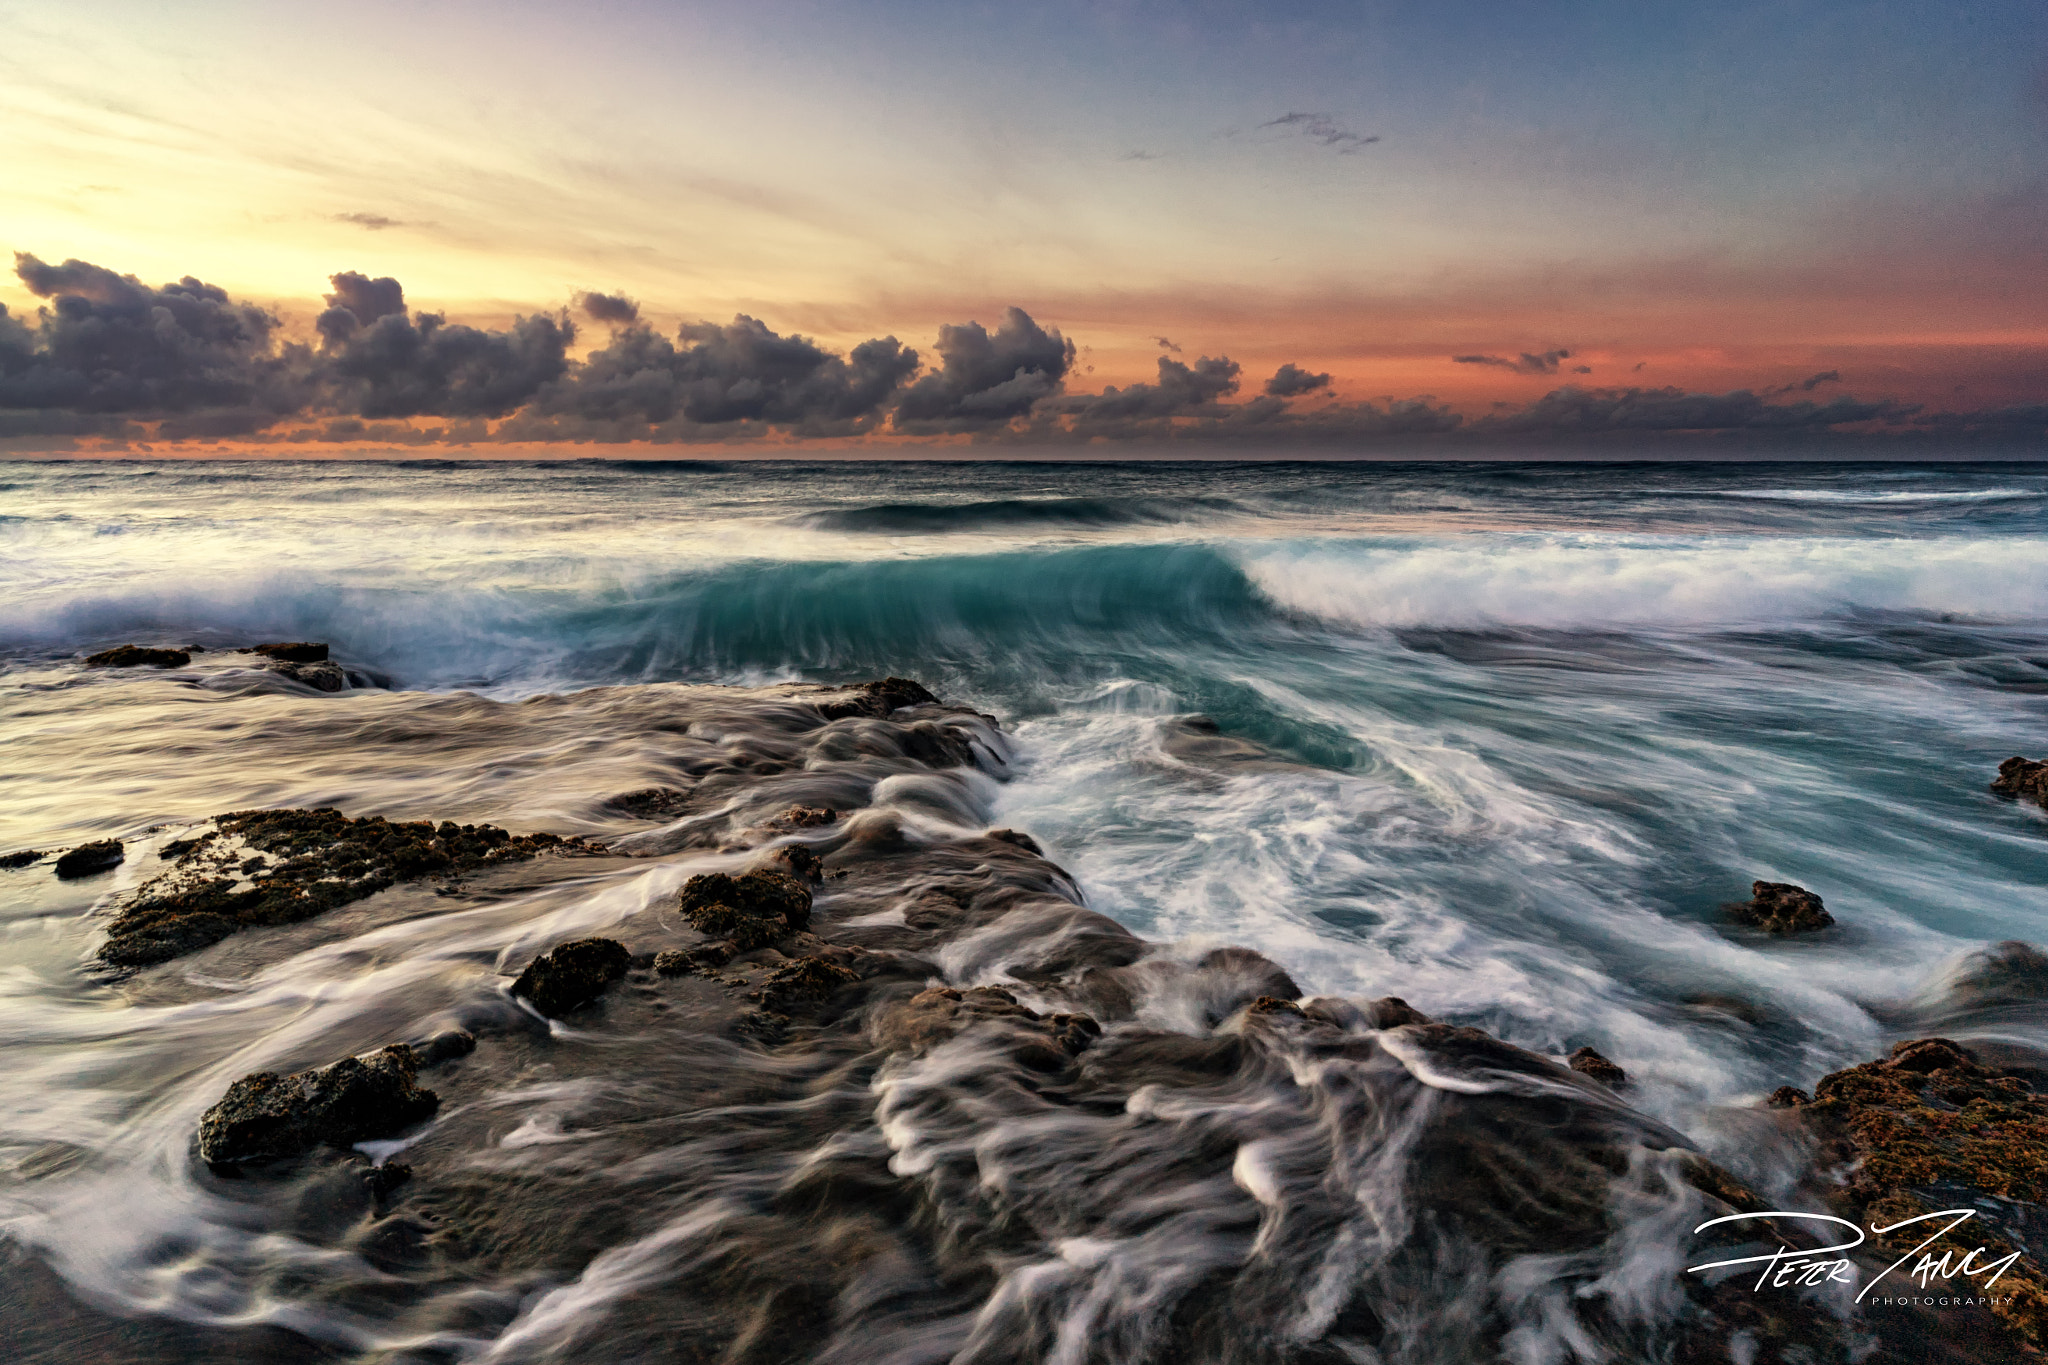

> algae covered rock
[1567,1045,1628,1087]
[0,849,45,870]
[1726,879,1834,933]
[676,869,813,950]
[1993,755,2048,807]
[511,937,631,1016]
[241,642,329,663]
[813,677,939,720]
[269,660,348,692]
[54,840,124,879]
[83,645,190,668]
[102,807,589,967]
[197,1043,438,1168]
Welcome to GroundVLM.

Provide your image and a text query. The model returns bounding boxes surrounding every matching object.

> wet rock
[197,1043,438,1168]
[1993,755,2048,807]
[269,660,347,692]
[241,641,329,663]
[676,869,812,950]
[1788,1035,2048,1349]
[814,676,939,721]
[511,937,631,1017]
[0,849,45,870]
[1566,1046,1628,1087]
[747,956,859,1011]
[1726,879,1834,933]
[1941,939,2048,1010]
[1361,996,1431,1029]
[101,808,590,966]
[873,985,1101,1068]
[766,805,836,830]
[655,942,735,976]
[899,720,977,768]
[985,828,1042,854]
[363,1162,412,1201]
[604,786,691,819]
[767,845,824,883]
[54,840,124,879]
[83,644,189,668]
[412,1030,476,1067]
[1766,1085,1809,1108]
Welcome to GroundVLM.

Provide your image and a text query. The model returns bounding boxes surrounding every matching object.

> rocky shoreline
[6,660,2048,1361]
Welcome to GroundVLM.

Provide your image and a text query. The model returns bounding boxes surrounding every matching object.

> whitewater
[2,457,2046,1363]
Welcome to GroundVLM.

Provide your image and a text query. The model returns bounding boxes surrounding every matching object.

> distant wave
[1717,487,2043,505]
[792,495,1240,533]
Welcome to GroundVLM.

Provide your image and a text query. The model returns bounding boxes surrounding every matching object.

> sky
[2,0,2044,452]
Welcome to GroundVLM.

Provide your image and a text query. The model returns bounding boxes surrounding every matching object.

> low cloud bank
[0,254,2039,447]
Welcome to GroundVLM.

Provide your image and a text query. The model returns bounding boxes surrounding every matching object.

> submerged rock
[604,786,691,819]
[197,1043,438,1168]
[101,808,590,966]
[768,845,824,883]
[83,644,189,669]
[747,956,859,1010]
[54,840,124,879]
[269,659,348,692]
[676,869,812,950]
[1726,879,1834,933]
[511,937,631,1016]
[1993,755,2048,807]
[241,641,329,663]
[0,849,45,870]
[985,828,1042,854]
[766,805,837,830]
[1567,1046,1628,1087]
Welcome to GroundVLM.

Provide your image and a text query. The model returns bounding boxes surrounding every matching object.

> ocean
[1,457,2045,1362]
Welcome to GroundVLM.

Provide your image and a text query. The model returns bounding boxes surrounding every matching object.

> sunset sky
[3,0,2044,450]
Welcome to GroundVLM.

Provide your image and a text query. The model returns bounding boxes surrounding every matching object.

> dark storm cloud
[1065,355,1241,426]
[1261,113,1380,153]
[323,309,577,419]
[1476,384,1916,434]
[334,213,402,231]
[1,253,305,416]
[1453,349,1573,376]
[576,291,641,326]
[535,315,918,433]
[892,307,1075,431]
[317,271,407,345]
[1265,362,1331,398]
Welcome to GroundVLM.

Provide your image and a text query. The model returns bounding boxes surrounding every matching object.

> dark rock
[747,956,859,1010]
[676,869,813,949]
[1726,880,1834,933]
[766,805,836,830]
[768,846,824,883]
[364,1161,412,1201]
[1766,1086,1809,1108]
[412,1030,476,1067]
[873,985,1101,1068]
[1567,1046,1628,1087]
[54,840,124,879]
[985,828,1042,854]
[899,721,977,768]
[1242,995,1307,1019]
[655,941,736,976]
[1361,996,1431,1029]
[101,808,590,966]
[83,644,190,668]
[1941,939,2048,1010]
[241,642,329,663]
[814,677,940,721]
[197,1043,438,1168]
[605,787,690,819]
[0,849,46,870]
[1993,755,2048,807]
[511,937,631,1017]
[269,660,347,692]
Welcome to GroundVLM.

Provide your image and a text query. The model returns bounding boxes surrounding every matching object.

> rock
[54,840,124,879]
[873,985,1101,1069]
[1567,1046,1628,1087]
[814,677,939,721]
[1766,1085,1809,1107]
[676,869,812,950]
[1940,939,2048,1010]
[197,1043,438,1168]
[767,846,824,883]
[985,828,1042,854]
[747,956,859,1010]
[655,942,735,976]
[604,787,690,819]
[1726,880,1833,933]
[364,1162,413,1201]
[83,645,189,668]
[241,642,329,663]
[101,808,590,966]
[269,660,347,692]
[412,1030,476,1067]
[1993,755,2048,806]
[1361,996,1431,1029]
[511,937,631,1017]
[0,849,46,870]
[1787,1036,2048,1349]
[767,805,837,830]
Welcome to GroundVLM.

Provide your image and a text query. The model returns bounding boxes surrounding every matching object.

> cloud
[1065,355,1241,427]
[1452,348,1573,375]
[1570,365,1592,374]
[1120,150,1163,162]
[1475,384,1917,434]
[1153,335,1181,352]
[892,307,1075,431]
[1265,362,1331,398]
[1261,113,1381,153]
[317,271,407,346]
[1799,370,1841,391]
[2,253,305,416]
[322,309,577,419]
[334,212,402,231]
[576,290,641,326]
[535,314,917,433]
